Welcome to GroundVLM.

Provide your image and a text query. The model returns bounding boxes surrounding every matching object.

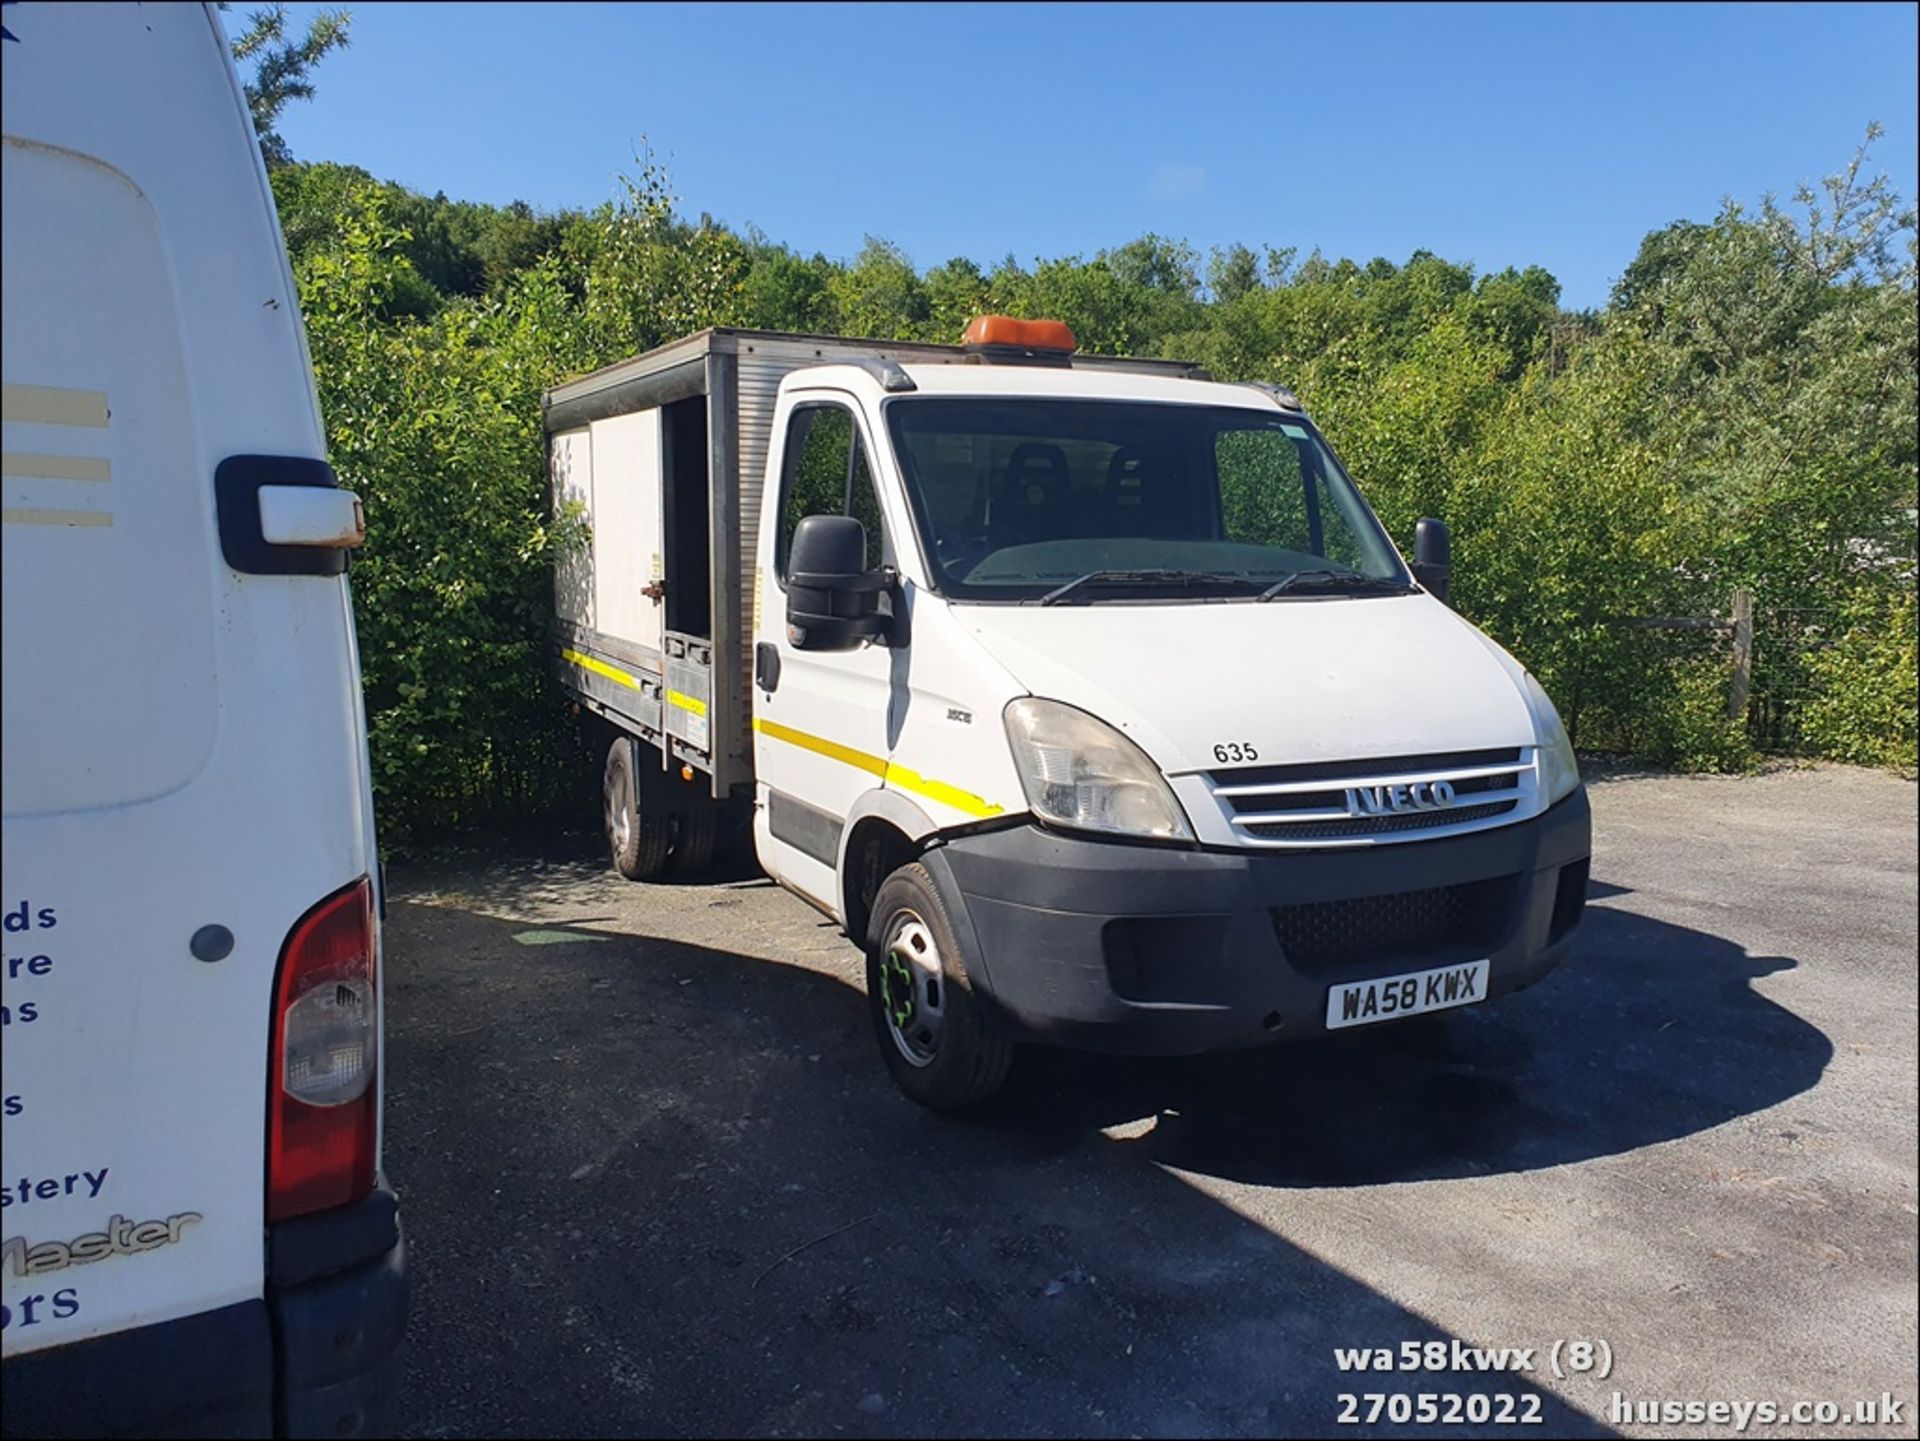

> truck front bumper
[1,1179,407,1440]
[926,788,1591,1055]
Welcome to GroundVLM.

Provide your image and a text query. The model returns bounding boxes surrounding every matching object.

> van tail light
[268,877,377,1223]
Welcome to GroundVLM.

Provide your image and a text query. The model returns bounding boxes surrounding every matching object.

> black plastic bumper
[1,1180,407,1440]
[927,788,1592,1055]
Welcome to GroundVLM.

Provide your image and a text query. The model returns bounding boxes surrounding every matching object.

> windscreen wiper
[1258,569,1416,600]
[1035,569,1260,606]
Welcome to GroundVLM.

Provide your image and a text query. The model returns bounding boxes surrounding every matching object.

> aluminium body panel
[544,329,1211,800]
[663,630,714,756]
[550,427,595,631]
[552,617,666,745]
[544,326,1205,419]
[548,421,669,761]
[585,407,665,657]
[705,350,747,793]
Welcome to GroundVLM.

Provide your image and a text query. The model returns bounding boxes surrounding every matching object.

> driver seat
[995,443,1070,539]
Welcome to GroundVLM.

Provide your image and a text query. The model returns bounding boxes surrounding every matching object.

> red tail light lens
[268,877,377,1223]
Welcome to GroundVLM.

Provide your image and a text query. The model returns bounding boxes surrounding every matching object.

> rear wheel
[669,800,718,877]
[604,737,670,881]
[865,862,1013,1109]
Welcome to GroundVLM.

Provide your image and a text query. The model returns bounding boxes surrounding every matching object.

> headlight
[1524,673,1581,803]
[1003,698,1193,841]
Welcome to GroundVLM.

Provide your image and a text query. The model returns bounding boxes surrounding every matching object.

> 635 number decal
[1212,741,1259,764]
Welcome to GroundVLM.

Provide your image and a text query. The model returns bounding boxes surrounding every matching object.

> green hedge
[1799,588,1919,773]
[276,149,1917,843]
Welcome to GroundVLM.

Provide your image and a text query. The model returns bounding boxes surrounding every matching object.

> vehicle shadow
[989,887,1833,1188]
[390,816,764,907]
[383,897,1629,1439]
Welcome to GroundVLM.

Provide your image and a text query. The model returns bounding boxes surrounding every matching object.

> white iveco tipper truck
[546,316,1591,1108]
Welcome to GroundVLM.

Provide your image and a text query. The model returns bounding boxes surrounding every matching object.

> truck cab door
[751,393,896,914]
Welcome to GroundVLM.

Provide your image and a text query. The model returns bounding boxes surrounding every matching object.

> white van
[2,5,404,1436]
[548,317,1592,1109]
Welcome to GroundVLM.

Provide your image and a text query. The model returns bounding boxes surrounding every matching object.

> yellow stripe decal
[884,763,1005,818]
[754,716,887,778]
[752,717,1003,819]
[2,452,111,482]
[560,647,643,691]
[3,508,112,527]
[2,385,109,428]
[666,689,708,717]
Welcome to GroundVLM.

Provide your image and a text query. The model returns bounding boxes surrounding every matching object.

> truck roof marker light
[1240,380,1305,412]
[855,357,918,393]
[961,315,1078,367]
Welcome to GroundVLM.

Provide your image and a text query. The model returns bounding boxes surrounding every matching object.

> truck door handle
[755,642,781,693]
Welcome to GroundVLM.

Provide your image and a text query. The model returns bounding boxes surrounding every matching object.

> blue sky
[269,2,1918,311]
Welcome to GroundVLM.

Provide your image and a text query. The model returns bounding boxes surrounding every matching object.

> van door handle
[755,642,781,693]
[258,485,365,549]
[215,455,355,576]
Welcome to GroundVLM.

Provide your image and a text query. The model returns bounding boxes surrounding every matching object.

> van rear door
[2,0,378,1370]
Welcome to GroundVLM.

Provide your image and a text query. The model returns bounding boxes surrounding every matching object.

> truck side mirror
[1413,517,1451,603]
[787,514,891,651]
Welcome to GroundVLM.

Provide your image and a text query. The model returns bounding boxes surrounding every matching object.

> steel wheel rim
[880,911,945,1068]
[606,760,632,856]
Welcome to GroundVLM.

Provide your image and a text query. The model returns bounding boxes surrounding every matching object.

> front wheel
[865,862,1013,1109]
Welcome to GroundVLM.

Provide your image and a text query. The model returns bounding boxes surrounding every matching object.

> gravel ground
[382,766,1917,1438]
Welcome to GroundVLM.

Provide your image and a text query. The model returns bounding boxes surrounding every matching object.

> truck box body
[544,329,1204,798]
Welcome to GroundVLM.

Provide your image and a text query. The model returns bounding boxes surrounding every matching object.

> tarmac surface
[384,765,1917,1437]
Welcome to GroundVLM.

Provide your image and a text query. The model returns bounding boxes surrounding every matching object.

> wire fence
[1748,603,1845,755]
[1608,585,1911,763]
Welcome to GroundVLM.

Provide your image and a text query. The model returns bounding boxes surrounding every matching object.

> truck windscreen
[884,399,1410,601]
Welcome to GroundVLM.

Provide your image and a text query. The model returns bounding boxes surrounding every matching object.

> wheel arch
[837,789,938,942]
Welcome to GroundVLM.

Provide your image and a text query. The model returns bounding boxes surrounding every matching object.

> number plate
[1325,959,1491,1030]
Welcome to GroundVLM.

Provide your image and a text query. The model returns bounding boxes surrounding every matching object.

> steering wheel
[939,522,1027,576]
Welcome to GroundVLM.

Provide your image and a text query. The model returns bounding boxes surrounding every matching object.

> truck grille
[1208,747,1530,845]
[1270,875,1515,973]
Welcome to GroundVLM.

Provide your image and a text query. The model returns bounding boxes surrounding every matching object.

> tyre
[865,862,1014,1109]
[604,736,670,881]
[669,800,718,877]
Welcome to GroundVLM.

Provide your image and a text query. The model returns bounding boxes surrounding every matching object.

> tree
[1464,265,1561,378]
[741,246,837,334]
[266,119,1916,840]
[224,2,352,168]
[827,237,931,340]
[1105,234,1201,297]
[1207,243,1263,304]
[924,256,994,341]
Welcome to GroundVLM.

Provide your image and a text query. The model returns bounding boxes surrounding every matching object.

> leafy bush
[1799,588,1920,773]
[295,188,589,843]
[275,137,1915,843]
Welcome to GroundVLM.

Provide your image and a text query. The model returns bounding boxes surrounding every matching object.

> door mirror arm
[875,567,910,649]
